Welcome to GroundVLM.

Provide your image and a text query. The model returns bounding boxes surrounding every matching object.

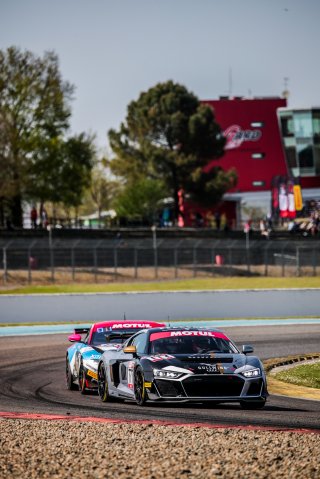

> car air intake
[154,379,186,398]
[247,379,263,396]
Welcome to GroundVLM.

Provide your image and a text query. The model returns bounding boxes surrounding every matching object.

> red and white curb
[0,411,319,434]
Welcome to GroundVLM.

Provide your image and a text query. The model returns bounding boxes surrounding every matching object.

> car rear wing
[74,328,90,334]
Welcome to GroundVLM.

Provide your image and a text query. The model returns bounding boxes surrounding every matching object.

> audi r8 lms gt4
[66,320,165,393]
[97,327,268,409]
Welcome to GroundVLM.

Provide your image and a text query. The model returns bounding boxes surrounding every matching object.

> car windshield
[149,334,239,355]
[91,329,140,346]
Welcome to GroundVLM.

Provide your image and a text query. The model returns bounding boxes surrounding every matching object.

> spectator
[260,219,270,239]
[310,212,319,236]
[214,211,221,230]
[40,205,48,229]
[223,220,231,233]
[287,219,299,235]
[244,219,252,234]
[6,217,13,230]
[195,212,204,227]
[266,212,273,230]
[30,206,37,229]
[205,211,214,228]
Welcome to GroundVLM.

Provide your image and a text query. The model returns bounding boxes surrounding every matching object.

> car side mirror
[68,333,82,343]
[242,345,254,354]
[123,345,137,355]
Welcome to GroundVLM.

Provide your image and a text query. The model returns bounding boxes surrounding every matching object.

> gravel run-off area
[0,419,319,479]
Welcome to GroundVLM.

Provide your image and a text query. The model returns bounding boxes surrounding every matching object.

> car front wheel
[98,363,110,402]
[78,362,88,394]
[66,358,78,391]
[134,367,147,406]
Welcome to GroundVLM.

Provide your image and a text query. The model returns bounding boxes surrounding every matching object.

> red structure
[182,96,288,227]
[180,96,320,227]
[203,96,288,192]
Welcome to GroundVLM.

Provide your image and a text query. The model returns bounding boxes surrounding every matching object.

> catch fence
[1,237,319,284]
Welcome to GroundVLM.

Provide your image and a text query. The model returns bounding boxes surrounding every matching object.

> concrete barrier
[0,288,319,323]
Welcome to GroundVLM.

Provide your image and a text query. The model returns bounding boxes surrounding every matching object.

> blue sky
[1,0,320,150]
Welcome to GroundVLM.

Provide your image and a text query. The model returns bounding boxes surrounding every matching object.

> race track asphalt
[1,323,319,430]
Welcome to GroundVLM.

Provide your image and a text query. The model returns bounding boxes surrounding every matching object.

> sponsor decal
[147,354,175,363]
[150,331,228,341]
[171,331,216,337]
[90,354,100,360]
[112,323,154,329]
[87,370,98,380]
[197,364,220,373]
[127,361,135,389]
[100,344,121,351]
[224,124,262,150]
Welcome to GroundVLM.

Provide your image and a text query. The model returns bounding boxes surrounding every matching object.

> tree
[90,161,120,221]
[0,111,15,226]
[0,46,74,226]
[109,80,237,222]
[56,134,95,209]
[114,178,167,224]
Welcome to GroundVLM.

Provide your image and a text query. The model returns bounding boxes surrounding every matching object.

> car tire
[66,357,78,390]
[98,362,110,402]
[78,362,88,395]
[240,399,266,410]
[134,367,146,406]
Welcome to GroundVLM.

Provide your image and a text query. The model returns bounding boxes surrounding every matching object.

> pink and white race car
[66,320,165,394]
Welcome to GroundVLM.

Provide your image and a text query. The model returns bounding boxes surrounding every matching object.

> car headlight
[242,368,261,378]
[153,369,182,379]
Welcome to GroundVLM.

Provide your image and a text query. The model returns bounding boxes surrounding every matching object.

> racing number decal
[127,361,135,389]
[147,354,175,363]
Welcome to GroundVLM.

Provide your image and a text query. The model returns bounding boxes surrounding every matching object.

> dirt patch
[2,264,318,287]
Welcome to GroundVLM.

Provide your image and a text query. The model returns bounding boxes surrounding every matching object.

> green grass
[274,362,320,389]
[1,276,320,295]
[2,316,320,328]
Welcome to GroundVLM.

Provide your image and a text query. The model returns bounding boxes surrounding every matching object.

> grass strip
[274,362,320,389]
[1,317,320,327]
[1,277,320,295]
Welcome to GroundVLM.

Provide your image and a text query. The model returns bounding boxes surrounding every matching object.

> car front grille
[182,375,244,397]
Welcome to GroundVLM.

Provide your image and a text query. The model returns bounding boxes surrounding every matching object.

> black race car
[97,327,268,409]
